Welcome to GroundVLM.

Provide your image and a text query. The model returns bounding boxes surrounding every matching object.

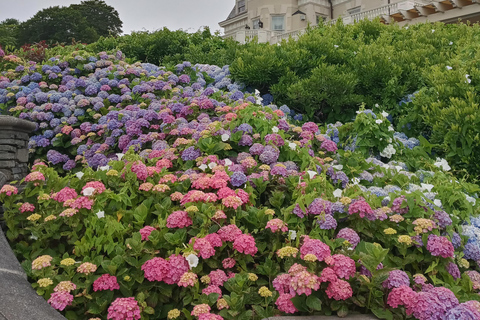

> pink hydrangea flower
[77,262,97,275]
[139,182,154,191]
[233,234,258,256]
[325,279,353,300]
[266,218,288,233]
[302,122,318,133]
[198,313,224,320]
[209,269,228,287]
[48,291,74,311]
[178,272,198,287]
[166,211,192,228]
[217,224,242,242]
[191,304,211,316]
[320,139,338,153]
[387,285,416,308]
[205,233,223,248]
[19,202,35,213]
[53,187,78,203]
[93,274,120,291]
[348,199,374,218]
[164,254,190,285]
[289,271,320,296]
[0,185,18,196]
[131,161,148,181]
[107,297,141,320]
[139,226,156,241]
[235,189,250,204]
[141,257,170,282]
[217,187,236,199]
[71,196,94,210]
[222,195,243,209]
[300,236,331,262]
[193,237,216,259]
[327,254,356,279]
[319,267,338,283]
[427,234,454,258]
[222,258,236,269]
[273,274,291,294]
[82,181,106,194]
[202,285,222,298]
[275,293,297,314]
[25,171,45,182]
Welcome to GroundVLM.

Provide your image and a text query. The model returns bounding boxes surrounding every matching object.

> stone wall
[0,116,36,184]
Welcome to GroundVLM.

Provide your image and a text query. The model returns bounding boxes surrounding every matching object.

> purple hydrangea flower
[318,214,337,230]
[230,172,247,187]
[336,227,360,248]
[181,146,201,161]
[382,270,410,289]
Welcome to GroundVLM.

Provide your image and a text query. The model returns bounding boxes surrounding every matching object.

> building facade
[219,0,480,44]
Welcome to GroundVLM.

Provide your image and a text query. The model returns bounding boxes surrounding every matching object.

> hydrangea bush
[1,51,480,320]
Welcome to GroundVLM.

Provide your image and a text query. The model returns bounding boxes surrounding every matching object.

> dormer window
[238,0,246,13]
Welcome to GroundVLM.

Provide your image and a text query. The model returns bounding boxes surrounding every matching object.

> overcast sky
[0,0,233,34]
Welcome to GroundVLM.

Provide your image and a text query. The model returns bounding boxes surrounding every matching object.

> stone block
[0,172,6,187]
[0,153,15,160]
[0,161,16,169]
[15,149,29,163]
[0,145,16,152]
[0,139,26,147]
[263,316,377,320]
[0,169,13,181]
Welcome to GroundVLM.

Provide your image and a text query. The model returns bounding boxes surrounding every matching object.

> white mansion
[219,0,480,43]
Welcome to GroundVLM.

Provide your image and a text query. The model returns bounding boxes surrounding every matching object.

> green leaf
[371,307,393,320]
[306,295,322,311]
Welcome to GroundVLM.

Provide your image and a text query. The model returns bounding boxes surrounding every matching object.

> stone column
[0,116,36,184]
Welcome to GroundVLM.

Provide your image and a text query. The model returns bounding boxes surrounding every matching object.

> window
[271,16,285,31]
[252,19,260,29]
[238,0,246,13]
[347,6,361,15]
[316,15,326,24]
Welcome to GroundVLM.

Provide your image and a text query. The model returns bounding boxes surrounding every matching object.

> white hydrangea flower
[116,153,125,160]
[332,165,343,170]
[375,119,383,124]
[434,158,451,171]
[288,142,297,150]
[208,162,217,169]
[380,144,396,158]
[446,66,452,70]
[75,172,84,179]
[421,183,434,192]
[307,170,317,179]
[351,177,360,185]
[224,159,233,166]
[388,125,394,132]
[98,165,110,171]
[272,126,279,133]
[96,210,105,219]
[466,74,472,84]
[466,195,476,206]
[82,187,95,196]
[434,199,442,207]
[199,164,207,171]
[381,111,389,118]
[186,254,199,269]
[221,134,230,142]
[288,230,297,240]
[333,189,343,198]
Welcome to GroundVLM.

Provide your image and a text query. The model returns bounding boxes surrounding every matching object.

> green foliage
[16,0,122,46]
[88,27,238,66]
[0,18,20,47]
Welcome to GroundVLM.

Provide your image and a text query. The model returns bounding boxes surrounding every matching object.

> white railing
[331,0,432,24]
[274,29,307,42]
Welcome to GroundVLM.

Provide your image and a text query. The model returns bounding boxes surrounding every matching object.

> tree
[0,19,20,48]
[18,6,98,45]
[17,1,122,45]
[71,0,123,37]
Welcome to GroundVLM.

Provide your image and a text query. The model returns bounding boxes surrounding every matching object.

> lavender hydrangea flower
[181,146,201,161]
[231,172,247,187]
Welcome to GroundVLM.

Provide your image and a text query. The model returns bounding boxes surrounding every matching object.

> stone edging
[0,116,66,319]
